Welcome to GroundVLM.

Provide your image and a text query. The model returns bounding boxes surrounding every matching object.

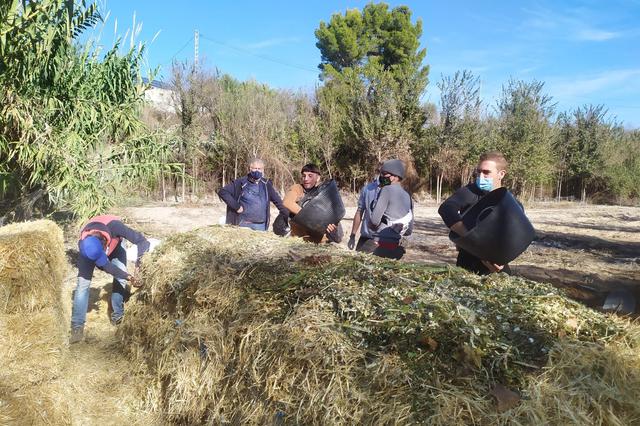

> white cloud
[517,66,540,75]
[244,37,300,50]
[547,68,640,99]
[575,29,622,41]
[520,6,627,43]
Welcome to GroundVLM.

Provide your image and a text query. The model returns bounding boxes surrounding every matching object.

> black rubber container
[449,187,535,265]
[602,289,636,315]
[292,180,345,236]
[272,212,290,236]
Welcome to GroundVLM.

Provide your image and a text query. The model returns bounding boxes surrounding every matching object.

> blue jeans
[239,221,267,231]
[71,243,129,328]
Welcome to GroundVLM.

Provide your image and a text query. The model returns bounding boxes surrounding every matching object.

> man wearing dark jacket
[218,158,288,231]
[438,151,515,275]
[71,215,150,343]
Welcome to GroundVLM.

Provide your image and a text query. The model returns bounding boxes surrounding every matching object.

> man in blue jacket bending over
[218,158,288,231]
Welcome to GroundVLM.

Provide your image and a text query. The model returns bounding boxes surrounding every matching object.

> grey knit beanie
[380,159,405,179]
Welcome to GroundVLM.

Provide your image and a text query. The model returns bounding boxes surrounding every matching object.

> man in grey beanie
[368,159,413,259]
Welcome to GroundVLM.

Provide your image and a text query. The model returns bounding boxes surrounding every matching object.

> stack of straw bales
[120,226,640,425]
[0,220,70,424]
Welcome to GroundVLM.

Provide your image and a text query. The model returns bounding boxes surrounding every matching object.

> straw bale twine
[119,226,640,425]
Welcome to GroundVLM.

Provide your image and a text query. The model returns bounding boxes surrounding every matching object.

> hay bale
[0,220,69,424]
[0,220,67,313]
[119,226,640,425]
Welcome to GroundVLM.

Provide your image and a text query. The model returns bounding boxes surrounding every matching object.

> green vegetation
[165,3,639,205]
[0,0,174,221]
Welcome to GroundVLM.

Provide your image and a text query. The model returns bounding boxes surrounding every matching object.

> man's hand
[450,221,468,237]
[326,223,337,234]
[347,234,356,250]
[481,260,504,273]
[237,205,244,213]
[129,274,143,288]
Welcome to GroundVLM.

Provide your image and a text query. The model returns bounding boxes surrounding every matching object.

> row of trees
[1,2,638,222]
[162,3,639,205]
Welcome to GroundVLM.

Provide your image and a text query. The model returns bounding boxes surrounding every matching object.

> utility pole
[194,29,199,69]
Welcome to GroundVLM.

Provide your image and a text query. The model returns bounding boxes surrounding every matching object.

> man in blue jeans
[218,158,288,231]
[70,215,150,343]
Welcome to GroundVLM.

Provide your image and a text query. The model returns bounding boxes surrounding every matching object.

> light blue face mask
[476,176,493,192]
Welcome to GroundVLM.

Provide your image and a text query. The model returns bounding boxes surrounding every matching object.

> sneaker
[69,327,84,344]
[110,316,123,326]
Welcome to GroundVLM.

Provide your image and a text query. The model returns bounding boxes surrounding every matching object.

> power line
[198,34,319,74]
[152,36,195,77]
[165,36,193,63]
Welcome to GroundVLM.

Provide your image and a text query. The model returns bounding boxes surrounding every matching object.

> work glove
[347,234,356,250]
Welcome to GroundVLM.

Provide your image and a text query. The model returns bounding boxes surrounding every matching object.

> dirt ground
[59,199,639,423]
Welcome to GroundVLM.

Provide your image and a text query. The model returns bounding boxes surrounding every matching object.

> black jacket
[438,183,487,228]
[217,175,288,228]
[439,184,518,275]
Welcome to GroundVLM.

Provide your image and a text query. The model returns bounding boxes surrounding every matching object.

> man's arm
[282,184,303,215]
[109,220,150,266]
[267,181,289,217]
[350,209,363,236]
[438,186,476,236]
[350,186,367,236]
[369,188,391,228]
[217,180,241,211]
[102,261,132,281]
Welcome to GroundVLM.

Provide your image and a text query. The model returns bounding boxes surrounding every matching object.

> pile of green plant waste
[118,226,640,425]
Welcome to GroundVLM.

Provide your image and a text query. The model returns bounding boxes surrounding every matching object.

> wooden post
[161,171,166,202]
[182,164,186,203]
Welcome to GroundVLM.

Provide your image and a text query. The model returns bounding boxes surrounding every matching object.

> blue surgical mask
[476,176,493,192]
[249,170,262,180]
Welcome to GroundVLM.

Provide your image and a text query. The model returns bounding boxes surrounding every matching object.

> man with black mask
[368,159,413,259]
[218,158,288,231]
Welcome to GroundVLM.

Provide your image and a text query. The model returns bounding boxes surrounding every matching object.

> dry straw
[119,226,640,425]
[0,220,69,424]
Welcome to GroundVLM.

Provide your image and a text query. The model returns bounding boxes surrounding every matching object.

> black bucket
[602,289,636,315]
[449,187,535,265]
[292,180,345,236]
[272,212,290,236]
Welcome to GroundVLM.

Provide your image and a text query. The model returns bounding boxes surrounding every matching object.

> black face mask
[378,176,392,187]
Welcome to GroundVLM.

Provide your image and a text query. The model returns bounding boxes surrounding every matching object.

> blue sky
[96,0,640,128]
